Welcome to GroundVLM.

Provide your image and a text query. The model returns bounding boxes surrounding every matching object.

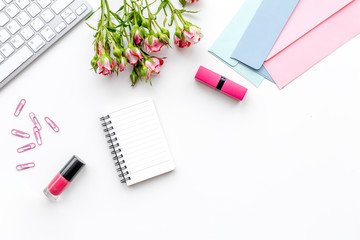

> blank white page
[104,98,175,186]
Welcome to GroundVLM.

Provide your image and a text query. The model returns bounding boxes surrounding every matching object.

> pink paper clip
[33,127,42,146]
[16,162,35,171]
[44,117,60,132]
[29,112,42,130]
[11,129,30,138]
[14,99,26,117]
[17,143,36,153]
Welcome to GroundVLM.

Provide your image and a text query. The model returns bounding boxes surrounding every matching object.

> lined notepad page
[106,98,175,185]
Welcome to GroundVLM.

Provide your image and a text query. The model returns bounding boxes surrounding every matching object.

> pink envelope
[266,0,353,60]
[263,0,360,89]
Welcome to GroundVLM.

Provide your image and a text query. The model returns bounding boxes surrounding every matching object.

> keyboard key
[55,22,66,33]
[0,54,4,64]
[6,20,21,34]
[10,35,24,48]
[1,43,14,57]
[6,4,19,17]
[65,13,76,24]
[27,3,41,17]
[76,4,87,15]
[0,29,10,43]
[15,0,29,9]
[28,35,45,52]
[40,9,54,23]
[61,8,72,19]
[30,18,44,31]
[17,11,31,25]
[0,0,5,10]
[0,12,9,26]
[20,26,34,40]
[40,26,55,41]
[36,0,50,8]
[0,46,33,82]
[51,0,73,14]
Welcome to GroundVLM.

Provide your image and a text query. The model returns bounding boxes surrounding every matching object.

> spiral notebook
[100,98,175,186]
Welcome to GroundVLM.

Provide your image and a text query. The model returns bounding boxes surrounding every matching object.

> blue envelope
[209,0,274,87]
[231,0,300,70]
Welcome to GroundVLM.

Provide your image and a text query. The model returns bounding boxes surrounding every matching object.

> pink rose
[144,36,164,53]
[145,58,164,74]
[183,26,203,44]
[174,35,191,48]
[97,56,114,75]
[133,29,143,45]
[185,0,199,3]
[97,41,103,55]
[120,56,127,72]
[125,47,143,65]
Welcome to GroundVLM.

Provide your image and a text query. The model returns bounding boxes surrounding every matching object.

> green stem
[106,30,117,47]
[144,0,152,29]
[133,1,148,33]
[167,0,187,26]
[122,27,130,43]
[154,20,162,31]
[104,0,111,22]
[123,0,127,15]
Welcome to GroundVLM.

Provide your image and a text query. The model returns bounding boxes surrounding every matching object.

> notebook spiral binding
[100,115,130,183]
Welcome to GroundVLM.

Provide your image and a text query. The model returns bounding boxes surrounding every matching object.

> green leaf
[107,27,116,32]
[179,9,199,14]
[110,11,122,23]
[85,7,100,20]
[155,1,167,15]
[125,11,134,22]
[116,5,124,12]
[169,13,174,26]
[179,0,186,7]
[163,16,167,27]
[86,22,97,31]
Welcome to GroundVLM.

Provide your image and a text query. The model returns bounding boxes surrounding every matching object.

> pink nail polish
[43,156,85,201]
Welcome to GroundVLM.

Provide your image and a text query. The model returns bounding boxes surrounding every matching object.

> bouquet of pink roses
[88,0,203,86]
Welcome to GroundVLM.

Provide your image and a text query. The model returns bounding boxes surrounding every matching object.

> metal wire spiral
[100,115,130,183]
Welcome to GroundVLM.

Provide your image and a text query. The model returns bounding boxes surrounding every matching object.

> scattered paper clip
[11,129,30,138]
[44,116,60,132]
[14,99,26,117]
[17,143,36,153]
[29,112,42,130]
[16,162,35,171]
[33,127,42,146]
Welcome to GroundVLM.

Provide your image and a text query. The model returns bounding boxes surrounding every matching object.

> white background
[1,0,360,239]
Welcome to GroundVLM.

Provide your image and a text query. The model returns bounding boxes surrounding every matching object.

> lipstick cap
[60,155,85,182]
[195,66,247,101]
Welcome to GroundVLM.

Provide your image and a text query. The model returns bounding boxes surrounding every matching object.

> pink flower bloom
[120,56,127,72]
[97,56,114,75]
[97,41,103,55]
[144,36,164,53]
[133,29,143,45]
[146,69,151,80]
[115,60,119,70]
[145,58,164,74]
[125,47,143,65]
[174,35,191,48]
[185,0,199,3]
[183,26,203,44]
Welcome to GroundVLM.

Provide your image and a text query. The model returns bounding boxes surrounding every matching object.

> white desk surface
[1,0,360,239]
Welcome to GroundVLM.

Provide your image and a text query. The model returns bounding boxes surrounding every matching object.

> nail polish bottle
[43,155,85,201]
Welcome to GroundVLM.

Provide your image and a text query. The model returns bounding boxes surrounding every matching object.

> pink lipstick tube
[195,66,248,101]
[43,155,85,201]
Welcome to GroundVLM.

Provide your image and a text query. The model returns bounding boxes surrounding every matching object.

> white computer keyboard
[0,0,92,89]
